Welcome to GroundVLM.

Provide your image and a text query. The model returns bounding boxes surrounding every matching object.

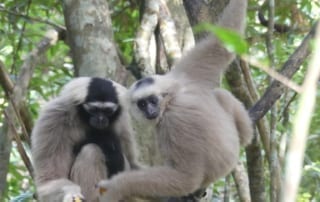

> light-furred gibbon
[31,77,141,202]
[97,0,253,201]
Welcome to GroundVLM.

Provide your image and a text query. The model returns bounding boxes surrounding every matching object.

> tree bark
[249,22,318,123]
[0,123,11,200]
[63,0,130,84]
[183,0,229,41]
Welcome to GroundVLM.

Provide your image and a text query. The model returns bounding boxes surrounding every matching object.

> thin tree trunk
[0,123,11,200]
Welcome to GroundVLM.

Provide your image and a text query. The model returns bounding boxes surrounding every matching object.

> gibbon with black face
[98,0,253,201]
[31,77,140,202]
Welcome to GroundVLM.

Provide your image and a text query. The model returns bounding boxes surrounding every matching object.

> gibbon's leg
[214,89,253,146]
[98,166,203,202]
[36,178,83,202]
[70,143,108,202]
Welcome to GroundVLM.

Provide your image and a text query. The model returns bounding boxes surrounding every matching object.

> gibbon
[31,77,140,202]
[97,0,253,201]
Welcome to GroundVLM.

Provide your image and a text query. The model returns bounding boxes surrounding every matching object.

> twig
[249,21,318,122]
[0,61,14,97]
[13,29,59,106]
[282,22,320,202]
[3,110,33,178]
[8,0,32,72]
[0,6,65,31]
[242,55,303,93]
[0,61,33,135]
[8,95,31,146]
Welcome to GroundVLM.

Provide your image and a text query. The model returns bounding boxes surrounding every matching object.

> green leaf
[193,22,248,55]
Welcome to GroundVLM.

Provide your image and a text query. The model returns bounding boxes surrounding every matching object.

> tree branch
[249,22,318,123]
[133,0,159,76]
[232,162,251,202]
[0,6,66,44]
[282,22,320,202]
[3,110,33,178]
[0,30,59,196]
[158,0,181,67]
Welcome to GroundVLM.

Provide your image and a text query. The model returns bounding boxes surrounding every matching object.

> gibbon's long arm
[169,0,247,88]
[32,77,142,202]
[98,165,204,201]
[31,99,84,201]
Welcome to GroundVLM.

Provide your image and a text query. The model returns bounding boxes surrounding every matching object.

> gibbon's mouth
[145,111,159,120]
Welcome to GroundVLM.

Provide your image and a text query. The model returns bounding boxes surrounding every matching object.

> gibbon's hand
[62,185,86,202]
[62,185,85,202]
[63,194,85,202]
[97,180,121,202]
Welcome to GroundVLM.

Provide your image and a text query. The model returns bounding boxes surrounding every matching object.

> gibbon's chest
[73,127,125,177]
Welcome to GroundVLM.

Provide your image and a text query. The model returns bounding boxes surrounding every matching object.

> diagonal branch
[0,6,65,31]
[249,22,318,123]
[3,110,33,178]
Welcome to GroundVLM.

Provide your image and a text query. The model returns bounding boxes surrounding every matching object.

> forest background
[0,0,319,201]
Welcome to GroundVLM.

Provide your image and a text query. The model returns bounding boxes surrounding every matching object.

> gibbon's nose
[146,108,159,120]
[91,115,109,129]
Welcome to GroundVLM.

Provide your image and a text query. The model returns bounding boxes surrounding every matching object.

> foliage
[194,23,248,54]
[0,0,319,201]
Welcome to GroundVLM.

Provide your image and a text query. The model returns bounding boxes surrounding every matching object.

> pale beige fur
[31,77,140,202]
[98,0,252,201]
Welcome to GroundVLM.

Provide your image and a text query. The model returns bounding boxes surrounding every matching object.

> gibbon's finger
[72,195,86,202]
[96,181,109,195]
[99,187,108,195]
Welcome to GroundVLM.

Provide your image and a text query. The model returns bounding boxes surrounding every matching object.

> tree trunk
[62,0,130,84]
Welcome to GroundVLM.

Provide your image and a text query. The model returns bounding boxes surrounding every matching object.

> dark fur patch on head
[134,77,154,89]
[86,77,119,104]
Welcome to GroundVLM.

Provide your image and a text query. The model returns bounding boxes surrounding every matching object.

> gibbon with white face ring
[98,0,253,201]
[31,77,140,202]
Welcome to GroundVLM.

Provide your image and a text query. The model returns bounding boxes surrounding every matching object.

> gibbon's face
[78,78,121,130]
[129,76,168,122]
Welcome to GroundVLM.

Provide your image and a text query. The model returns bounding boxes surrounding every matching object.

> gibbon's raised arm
[31,77,141,202]
[170,0,247,88]
[98,0,252,201]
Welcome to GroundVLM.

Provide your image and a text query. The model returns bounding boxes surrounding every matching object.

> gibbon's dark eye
[87,107,99,115]
[103,108,115,116]
[137,99,147,109]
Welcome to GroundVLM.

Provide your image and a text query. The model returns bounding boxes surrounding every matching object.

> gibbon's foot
[63,193,85,202]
